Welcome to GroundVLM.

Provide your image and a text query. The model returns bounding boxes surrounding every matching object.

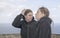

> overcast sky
[0,0,60,23]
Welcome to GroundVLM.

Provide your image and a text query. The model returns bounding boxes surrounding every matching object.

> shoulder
[40,17,52,23]
[37,17,52,26]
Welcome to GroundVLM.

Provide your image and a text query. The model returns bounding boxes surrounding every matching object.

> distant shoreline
[0,34,60,38]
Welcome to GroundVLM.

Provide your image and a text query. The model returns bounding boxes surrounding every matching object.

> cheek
[25,16,31,19]
[25,16,28,19]
[36,15,39,19]
[36,14,40,19]
[28,16,32,19]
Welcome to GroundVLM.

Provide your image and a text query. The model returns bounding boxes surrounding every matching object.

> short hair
[39,7,49,17]
[24,9,33,15]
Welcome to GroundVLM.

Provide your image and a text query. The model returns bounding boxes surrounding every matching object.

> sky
[0,0,60,24]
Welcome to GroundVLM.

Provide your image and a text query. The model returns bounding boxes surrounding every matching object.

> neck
[25,19,31,22]
[38,15,45,21]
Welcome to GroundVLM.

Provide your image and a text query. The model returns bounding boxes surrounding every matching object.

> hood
[39,16,52,24]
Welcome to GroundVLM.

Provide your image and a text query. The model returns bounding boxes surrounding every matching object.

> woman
[35,7,52,38]
[12,9,36,38]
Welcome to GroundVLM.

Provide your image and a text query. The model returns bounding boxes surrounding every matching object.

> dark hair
[39,7,49,17]
[24,9,33,15]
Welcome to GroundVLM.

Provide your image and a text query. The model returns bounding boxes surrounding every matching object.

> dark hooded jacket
[36,16,52,38]
[12,14,37,38]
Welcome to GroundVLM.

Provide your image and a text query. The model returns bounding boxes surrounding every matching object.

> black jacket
[12,14,37,38]
[36,16,52,38]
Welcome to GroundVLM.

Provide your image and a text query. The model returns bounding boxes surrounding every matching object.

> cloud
[0,0,27,2]
[0,0,60,23]
[0,0,27,5]
[0,1,28,23]
[49,5,60,23]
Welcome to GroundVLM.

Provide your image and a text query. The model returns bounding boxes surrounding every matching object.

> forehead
[28,12,33,14]
[26,12,33,15]
[37,10,41,13]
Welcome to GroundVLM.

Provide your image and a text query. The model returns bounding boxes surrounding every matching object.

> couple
[12,7,52,38]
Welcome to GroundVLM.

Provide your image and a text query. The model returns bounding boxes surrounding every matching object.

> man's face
[35,10,44,20]
[24,12,33,22]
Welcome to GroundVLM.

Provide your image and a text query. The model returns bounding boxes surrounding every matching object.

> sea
[0,23,60,34]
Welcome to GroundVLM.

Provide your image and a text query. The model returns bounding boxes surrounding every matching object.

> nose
[35,13,37,16]
[35,13,36,15]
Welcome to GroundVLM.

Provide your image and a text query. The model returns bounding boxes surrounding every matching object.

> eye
[29,15,32,16]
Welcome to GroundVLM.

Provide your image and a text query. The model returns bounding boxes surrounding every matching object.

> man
[35,7,52,38]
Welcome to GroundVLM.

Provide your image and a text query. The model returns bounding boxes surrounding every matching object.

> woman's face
[35,9,44,21]
[24,12,33,22]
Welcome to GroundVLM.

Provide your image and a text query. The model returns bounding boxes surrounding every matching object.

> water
[0,23,20,34]
[0,23,60,34]
[53,23,60,34]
